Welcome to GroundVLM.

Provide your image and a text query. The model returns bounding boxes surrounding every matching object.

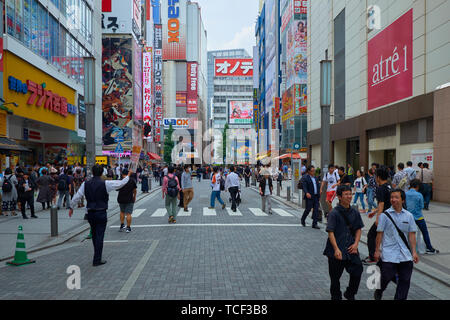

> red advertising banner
[215,58,254,77]
[0,38,3,72]
[294,0,307,15]
[368,9,413,111]
[187,62,198,114]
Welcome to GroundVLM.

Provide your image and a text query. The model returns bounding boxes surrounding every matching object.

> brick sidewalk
[257,179,450,287]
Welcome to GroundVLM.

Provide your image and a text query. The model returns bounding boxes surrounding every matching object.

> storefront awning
[147,152,162,161]
[276,153,302,160]
[0,137,31,152]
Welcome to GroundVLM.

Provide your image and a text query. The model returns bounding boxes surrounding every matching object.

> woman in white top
[353,170,368,213]
[209,167,226,209]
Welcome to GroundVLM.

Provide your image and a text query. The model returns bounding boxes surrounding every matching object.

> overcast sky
[194,0,260,56]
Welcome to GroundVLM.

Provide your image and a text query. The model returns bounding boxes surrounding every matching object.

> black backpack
[2,176,13,193]
[167,175,178,198]
[219,175,225,191]
[58,176,67,191]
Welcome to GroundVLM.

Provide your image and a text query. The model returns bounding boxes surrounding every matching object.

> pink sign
[368,9,413,111]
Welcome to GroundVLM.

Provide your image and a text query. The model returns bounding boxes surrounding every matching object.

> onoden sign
[368,9,412,111]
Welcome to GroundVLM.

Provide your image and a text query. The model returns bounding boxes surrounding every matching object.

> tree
[222,123,229,164]
[163,124,174,164]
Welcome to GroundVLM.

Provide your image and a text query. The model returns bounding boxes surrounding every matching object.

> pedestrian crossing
[130,207,298,218]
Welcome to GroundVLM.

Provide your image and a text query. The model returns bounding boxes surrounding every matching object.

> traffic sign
[115,136,124,143]
[293,143,300,150]
[115,143,124,154]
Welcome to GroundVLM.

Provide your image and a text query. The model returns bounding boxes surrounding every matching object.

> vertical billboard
[133,41,143,123]
[187,62,198,114]
[161,0,187,60]
[265,0,276,66]
[143,47,153,140]
[286,17,307,88]
[102,37,133,152]
[368,9,413,111]
[154,24,163,142]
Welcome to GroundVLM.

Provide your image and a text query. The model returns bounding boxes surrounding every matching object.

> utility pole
[84,57,96,177]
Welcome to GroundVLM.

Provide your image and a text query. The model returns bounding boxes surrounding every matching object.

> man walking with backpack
[57,170,72,210]
[209,167,226,209]
[0,168,19,217]
[392,163,409,193]
[118,169,137,233]
[163,166,181,223]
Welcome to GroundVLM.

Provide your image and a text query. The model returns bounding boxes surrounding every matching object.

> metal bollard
[287,186,291,202]
[277,183,280,196]
[50,205,58,237]
[149,177,152,190]
[298,189,302,206]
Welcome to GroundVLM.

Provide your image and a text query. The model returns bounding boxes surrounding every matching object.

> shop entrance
[346,138,360,172]
[384,149,396,168]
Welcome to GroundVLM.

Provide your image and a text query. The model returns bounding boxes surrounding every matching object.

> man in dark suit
[301,165,321,229]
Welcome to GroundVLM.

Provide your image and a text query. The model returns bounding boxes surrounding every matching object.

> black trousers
[301,195,320,226]
[20,195,35,217]
[87,210,107,264]
[328,257,363,300]
[378,261,414,300]
[367,222,378,260]
[245,176,250,187]
[229,186,239,211]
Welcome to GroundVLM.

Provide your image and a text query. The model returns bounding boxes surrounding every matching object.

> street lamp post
[320,59,332,174]
[84,57,96,178]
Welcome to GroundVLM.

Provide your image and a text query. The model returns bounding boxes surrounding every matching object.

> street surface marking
[151,208,167,217]
[177,207,192,216]
[104,240,129,243]
[249,208,268,216]
[273,208,294,217]
[203,207,216,216]
[132,209,146,218]
[115,240,159,300]
[111,223,301,228]
[226,208,242,216]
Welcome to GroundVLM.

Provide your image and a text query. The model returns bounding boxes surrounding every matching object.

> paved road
[0,178,448,300]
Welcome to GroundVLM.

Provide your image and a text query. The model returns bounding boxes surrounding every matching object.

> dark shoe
[172,220,176,224]
[374,289,382,300]
[362,257,377,265]
[312,225,320,230]
[93,260,107,267]
[222,203,226,210]
[31,215,38,218]
[126,227,131,233]
[301,221,306,227]
[343,291,355,300]
[184,208,189,212]
[168,216,174,223]
[119,224,125,232]
[22,215,29,219]
[425,249,439,254]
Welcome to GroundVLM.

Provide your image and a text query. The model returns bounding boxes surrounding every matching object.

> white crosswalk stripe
[272,208,293,217]
[226,208,242,216]
[177,208,192,216]
[132,209,146,218]
[151,208,167,217]
[203,207,217,216]
[249,208,268,216]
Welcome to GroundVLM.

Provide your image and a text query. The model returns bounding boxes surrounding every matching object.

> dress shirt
[71,176,130,208]
[310,175,318,194]
[225,172,240,190]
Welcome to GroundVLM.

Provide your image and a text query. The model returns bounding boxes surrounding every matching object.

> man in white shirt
[69,165,132,266]
[225,166,241,212]
[320,164,340,213]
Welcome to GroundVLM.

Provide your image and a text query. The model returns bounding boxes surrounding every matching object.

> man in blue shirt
[374,189,419,300]
[406,179,439,254]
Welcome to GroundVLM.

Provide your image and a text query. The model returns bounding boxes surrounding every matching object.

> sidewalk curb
[0,186,162,263]
[248,185,450,288]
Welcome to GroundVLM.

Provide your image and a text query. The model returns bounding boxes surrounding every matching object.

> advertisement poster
[161,0,187,61]
[44,143,68,164]
[133,41,143,123]
[265,0,276,66]
[154,25,163,142]
[286,19,307,88]
[215,58,253,77]
[129,145,142,172]
[102,37,133,152]
[368,9,413,111]
[411,149,433,170]
[176,92,187,107]
[229,101,253,125]
[296,84,307,114]
[282,87,294,122]
[187,62,198,114]
[265,58,276,113]
[143,47,153,140]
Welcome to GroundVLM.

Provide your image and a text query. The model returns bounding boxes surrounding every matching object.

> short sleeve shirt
[323,171,339,192]
[377,208,418,263]
[376,183,392,212]
[323,205,365,260]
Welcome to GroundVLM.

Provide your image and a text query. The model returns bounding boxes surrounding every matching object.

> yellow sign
[3,52,76,131]
[83,156,108,166]
[0,112,6,136]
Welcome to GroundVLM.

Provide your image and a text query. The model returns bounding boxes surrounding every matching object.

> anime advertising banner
[229,100,254,125]
[102,37,134,152]
[286,18,307,88]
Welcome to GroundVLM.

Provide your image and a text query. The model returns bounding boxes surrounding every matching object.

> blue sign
[115,136,125,143]
[115,143,124,154]
[293,143,300,150]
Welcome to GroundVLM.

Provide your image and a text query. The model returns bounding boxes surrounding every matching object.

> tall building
[207,49,253,130]
[1,0,102,170]
[307,1,450,202]
[101,0,144,164]
[160,0,207,163]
